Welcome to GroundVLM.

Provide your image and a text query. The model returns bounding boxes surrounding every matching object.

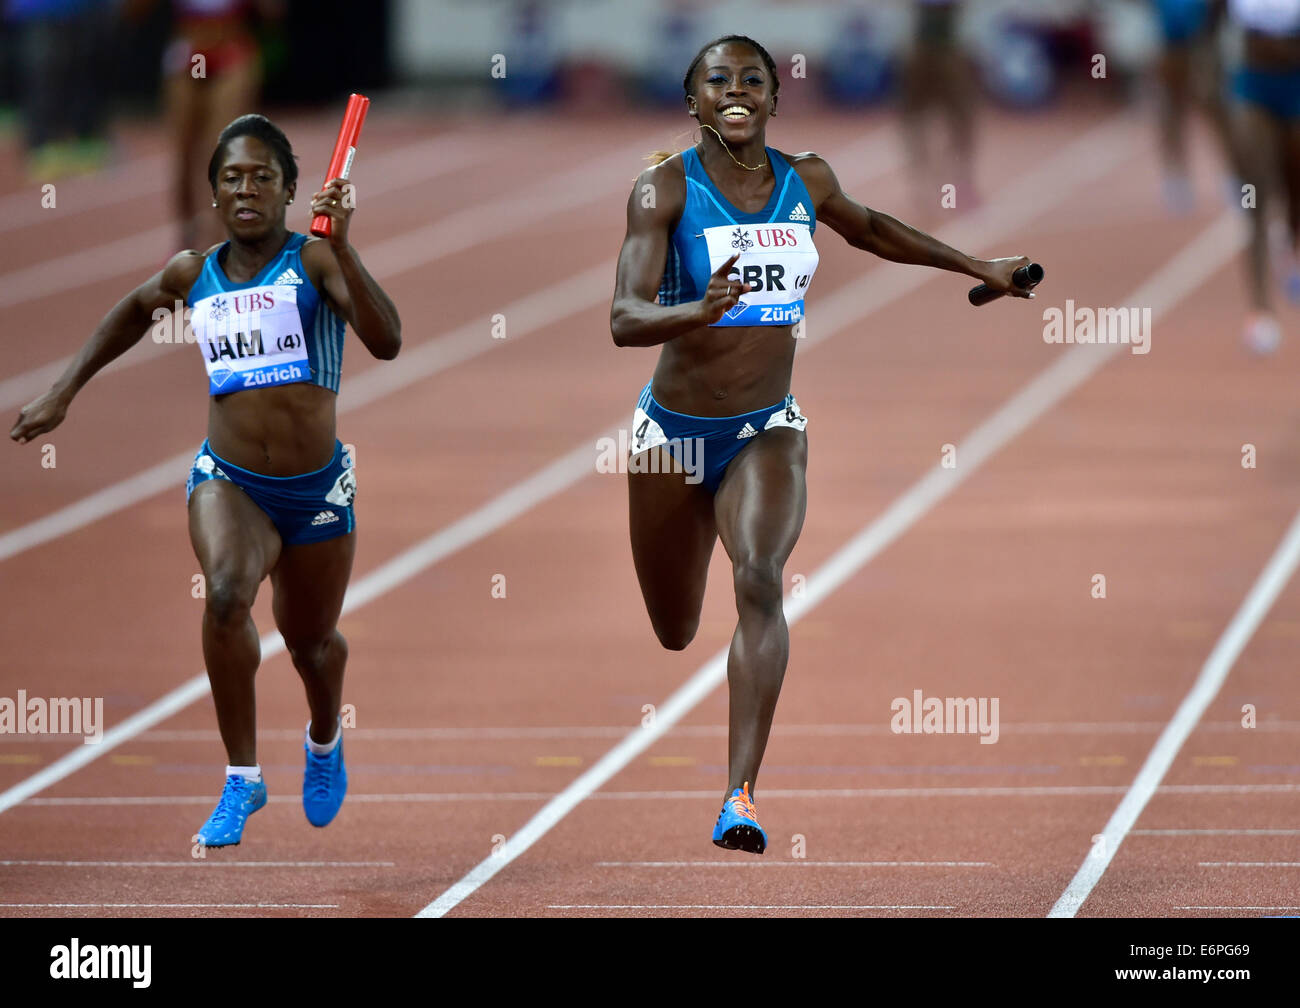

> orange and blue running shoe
[712,781,767,854]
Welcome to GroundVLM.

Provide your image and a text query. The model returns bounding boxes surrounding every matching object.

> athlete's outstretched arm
[610,161,752,347]
[305,177,401,361]
[794,154,1031,297]
[9,251,204,443]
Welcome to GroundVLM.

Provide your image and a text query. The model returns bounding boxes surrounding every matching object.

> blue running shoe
[711,781,767,854]
[303,734,347,827]
[196,774,267,847]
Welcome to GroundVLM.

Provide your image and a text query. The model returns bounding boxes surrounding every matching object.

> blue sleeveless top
[188,232,345,395]
[658,146,819,327]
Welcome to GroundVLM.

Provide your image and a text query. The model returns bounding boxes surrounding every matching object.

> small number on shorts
[785,405,802,424]
[635,418,650,444]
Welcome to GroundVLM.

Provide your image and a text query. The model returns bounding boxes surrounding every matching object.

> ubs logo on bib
[730,227,754,252]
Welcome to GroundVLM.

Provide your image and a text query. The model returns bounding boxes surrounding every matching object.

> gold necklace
[699,123,769,172]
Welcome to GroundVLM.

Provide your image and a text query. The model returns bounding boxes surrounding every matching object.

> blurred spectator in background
[6,0,114,181]
[127,0,282,251]
[1152,0,1234,213]
[1227,0,1300,353]
[644,0,702,106]
[498,0,559,105]
[902,0,978,216]
[822,6,895,107]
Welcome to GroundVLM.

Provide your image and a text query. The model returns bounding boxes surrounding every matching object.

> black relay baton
[968,262,1044,307]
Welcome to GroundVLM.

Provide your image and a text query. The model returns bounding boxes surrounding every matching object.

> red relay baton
[311,93,370,238]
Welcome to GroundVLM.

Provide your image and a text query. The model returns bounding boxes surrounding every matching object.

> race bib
[192,285,310,395]
[703,222,818,327]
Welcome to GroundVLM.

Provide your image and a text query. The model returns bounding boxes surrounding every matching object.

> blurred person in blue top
[6,0,113,180]
[1226,0,1300,353]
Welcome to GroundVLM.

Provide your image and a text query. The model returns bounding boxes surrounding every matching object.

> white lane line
[596,861,991,867]
[0,154,168,232]
[546,904,953,911]
[1199,862,1300,867]
[18,784,1300,807]
[1049,502,1300,918]
[1134,829,1300,836]
[0,434,608,817]
[426,162,1245,923]
[0,860,394,867]
[60,718,1294,743]
[1179,906,1300,911]
[0,130,902,549]
[0,903,339,909]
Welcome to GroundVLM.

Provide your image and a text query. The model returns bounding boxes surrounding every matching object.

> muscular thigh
[270,532,356,646]
[628,449,718,627]
[714,427,808,569]
[188,478,280,589]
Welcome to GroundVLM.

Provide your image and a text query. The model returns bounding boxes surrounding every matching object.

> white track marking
[0,903,338,909]
[0,860,393,867]
[0,132,903,550]
[423,145,1237,922]
[547,904,953,911]
[1199,862,1300,867]
[1179,906,1300,911]
[1049,502,1300,918]
[0,154,168,232]
[595,861,990,867]
[1134,829,1300,836]
[49,718,1290,743]
[18,783,1300,806]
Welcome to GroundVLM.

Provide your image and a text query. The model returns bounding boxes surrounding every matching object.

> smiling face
[687,41,777,143]
[212,136,294,241]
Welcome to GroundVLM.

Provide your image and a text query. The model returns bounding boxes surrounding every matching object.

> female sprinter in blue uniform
[610,35,1033,853]
[1227,0,1300,352]
[10,114,401,846]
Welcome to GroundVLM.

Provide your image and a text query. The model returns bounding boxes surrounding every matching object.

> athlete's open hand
[10,388,69,444]
[311,177,354,250]
[699,254,754,324]
[974,257,1035,299]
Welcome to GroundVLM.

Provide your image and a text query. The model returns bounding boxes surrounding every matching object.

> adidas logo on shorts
[736,423,758,439]
[311,510,339,526]
[274,268,304,286]
[789,201,810,223]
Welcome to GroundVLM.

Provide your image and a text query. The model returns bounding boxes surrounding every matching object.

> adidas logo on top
[736,423,758,440]
[311,510,339,526]
[274,267,303,286]
[789,202,810,223]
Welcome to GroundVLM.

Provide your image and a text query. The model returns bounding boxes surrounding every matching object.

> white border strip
[1049,505,1300,917]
